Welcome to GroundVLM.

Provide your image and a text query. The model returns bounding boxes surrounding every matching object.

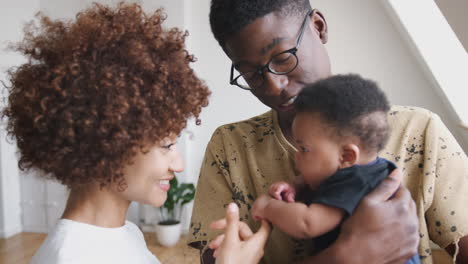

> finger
[249,220,271,247]
[269,184,278,195]
[210,218,227,230]
[238,221,254,239]
[387,186,419,235]
[389,183,411,202]
[365,168,402,202]
[386,184,417,216]
[273,186,285,200]
[210,216,254,239]
[273,191,283,200]
[224,203,240,246]
[269,183,283,195]
[286,192,295,203]
[208,234,225,249]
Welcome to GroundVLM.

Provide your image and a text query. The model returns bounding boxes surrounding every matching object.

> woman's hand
[208,203,271,264]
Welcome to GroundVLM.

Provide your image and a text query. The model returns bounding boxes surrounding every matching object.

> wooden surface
[0,233,46,264]
[0,232,200,264]
[0,232,453,264]
[144,232,200,264]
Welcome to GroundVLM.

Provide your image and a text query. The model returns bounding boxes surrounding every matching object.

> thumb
[249,220,271,247]
[366,168,402,202]
[224,203,240,246]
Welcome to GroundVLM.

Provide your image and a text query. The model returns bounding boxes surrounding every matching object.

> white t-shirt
[31,219,160,264]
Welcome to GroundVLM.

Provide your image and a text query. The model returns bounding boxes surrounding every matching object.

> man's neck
[277,110,296,144]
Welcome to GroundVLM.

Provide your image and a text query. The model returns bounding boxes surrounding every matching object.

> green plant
[158,176,195,225]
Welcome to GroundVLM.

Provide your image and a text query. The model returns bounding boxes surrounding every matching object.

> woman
[3,3,211,263]
[3,3,272,263]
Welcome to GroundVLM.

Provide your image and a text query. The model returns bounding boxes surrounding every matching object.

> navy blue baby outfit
[297,157,420,264]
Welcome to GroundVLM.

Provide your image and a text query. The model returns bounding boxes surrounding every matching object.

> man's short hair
[294,74,391,153]
[210,0,311,51]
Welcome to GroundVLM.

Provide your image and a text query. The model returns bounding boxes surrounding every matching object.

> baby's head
[292,74,390,189]
[2,3,210,206]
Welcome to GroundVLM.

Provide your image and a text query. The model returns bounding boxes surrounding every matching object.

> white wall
[435,0,468,53]
[311,0,468,152]
[381,0,468,148]
[1,0,466,237]
[182,0,270,185]
[0,0,41,238]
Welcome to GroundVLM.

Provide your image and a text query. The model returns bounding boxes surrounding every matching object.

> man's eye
[274,55,291,63]
[272,53,292,64]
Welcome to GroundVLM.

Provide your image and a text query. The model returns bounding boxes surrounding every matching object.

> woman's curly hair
[2,3,210,188]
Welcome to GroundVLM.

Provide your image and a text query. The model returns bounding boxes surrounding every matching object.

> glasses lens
[269,52,298,74]
[233,70,264,90]
[244,71,265,89]
[235,75,251,90]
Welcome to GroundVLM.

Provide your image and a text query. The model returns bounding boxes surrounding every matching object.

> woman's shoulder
[29,220,77,264]
[31,219,157,264]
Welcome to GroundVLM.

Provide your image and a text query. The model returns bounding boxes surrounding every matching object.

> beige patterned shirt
[189,105,468,264]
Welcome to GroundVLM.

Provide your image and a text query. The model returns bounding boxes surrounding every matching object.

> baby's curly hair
[2,3,210,188]
[294,74,390,154]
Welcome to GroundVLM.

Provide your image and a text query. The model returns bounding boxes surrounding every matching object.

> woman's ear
[339,144,360,169]
[311,9,328,44]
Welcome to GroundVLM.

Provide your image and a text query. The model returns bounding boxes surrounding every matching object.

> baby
[251,74,420,263]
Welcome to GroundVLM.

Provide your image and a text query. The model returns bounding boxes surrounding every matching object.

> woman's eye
[163,143,175,149]
[300,146,309,153]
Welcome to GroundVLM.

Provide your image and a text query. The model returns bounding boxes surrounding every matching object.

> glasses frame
[229,9,313,91]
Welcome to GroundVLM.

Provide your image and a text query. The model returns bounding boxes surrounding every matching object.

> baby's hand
[251,194,273,221]
[269,181,296,202]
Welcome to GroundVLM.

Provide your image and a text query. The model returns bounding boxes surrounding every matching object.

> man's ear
[339,144,359,168]
[311,9,328,44]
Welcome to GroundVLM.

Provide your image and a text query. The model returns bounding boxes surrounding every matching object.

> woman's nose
[170,147,185,173]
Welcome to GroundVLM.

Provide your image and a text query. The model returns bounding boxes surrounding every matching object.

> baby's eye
[300,146,310,153]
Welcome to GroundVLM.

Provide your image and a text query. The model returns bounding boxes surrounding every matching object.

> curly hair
[2,3,210,188]
[210,0,311,51]
[294,74,391,153]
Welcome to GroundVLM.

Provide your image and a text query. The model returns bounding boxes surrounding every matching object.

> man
[189,1,468,263]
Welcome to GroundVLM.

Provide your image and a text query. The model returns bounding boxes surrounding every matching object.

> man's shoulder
[209,110,274,142]
[216,110,273,131]
[389,105,434,118]
[388,105,435,126]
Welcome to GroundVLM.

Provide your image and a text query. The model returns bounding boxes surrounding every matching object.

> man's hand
[208,203,271,264]
[269,181,296,202]
[251,194,274,220]
[333,169,419,264]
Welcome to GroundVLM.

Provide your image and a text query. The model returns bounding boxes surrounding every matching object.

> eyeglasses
[229,9,313,91]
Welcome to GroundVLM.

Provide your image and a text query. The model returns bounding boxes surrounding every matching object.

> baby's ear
[339,144,359,168]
